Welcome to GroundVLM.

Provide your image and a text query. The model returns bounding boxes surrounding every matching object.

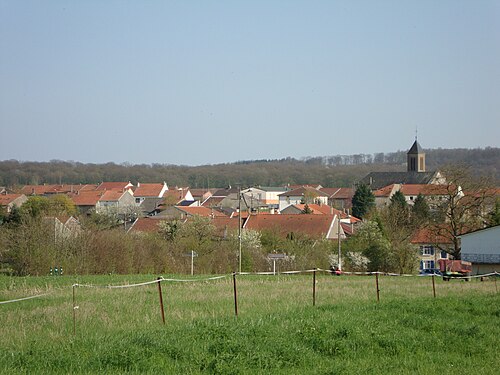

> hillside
[1,147,498,188]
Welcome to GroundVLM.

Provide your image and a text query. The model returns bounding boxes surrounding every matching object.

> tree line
[1,147,498,188]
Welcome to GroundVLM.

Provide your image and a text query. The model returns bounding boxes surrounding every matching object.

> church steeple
[407,137,425,172]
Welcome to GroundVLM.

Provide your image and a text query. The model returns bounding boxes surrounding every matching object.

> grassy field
[1,273,499,374]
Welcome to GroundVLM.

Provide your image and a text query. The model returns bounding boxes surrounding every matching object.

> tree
[301,190,319,205]
[158,219,183,241]
[20,196,50,218]
[301,204,313,214]
[390,190,407,209]
[345,221,392,272]
[47,194,77,216]
[352,184,375,219]
[411,194,430,223]
[431,164,494,259]
[378,205,419,274]
[487,198,500,226]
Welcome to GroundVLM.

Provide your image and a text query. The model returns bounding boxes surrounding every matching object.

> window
[440,251,448,259]
[421,260,435,269]
[420,245,434,256]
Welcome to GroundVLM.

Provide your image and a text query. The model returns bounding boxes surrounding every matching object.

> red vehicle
[438,259,472,281]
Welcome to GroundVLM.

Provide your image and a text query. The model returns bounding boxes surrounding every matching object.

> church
[359,139,445,190]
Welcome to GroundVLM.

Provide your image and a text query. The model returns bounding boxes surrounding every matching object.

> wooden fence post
[432,275,436,298]
[233,272,238,317]
[312,269,317,306]
[375,272,380,303]
[72,284,77,335]
[157,277,165,325]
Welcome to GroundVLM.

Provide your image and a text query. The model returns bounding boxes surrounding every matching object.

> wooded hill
[1,147,498,188]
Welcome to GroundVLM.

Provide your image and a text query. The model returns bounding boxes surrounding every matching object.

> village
[1,140,499,276]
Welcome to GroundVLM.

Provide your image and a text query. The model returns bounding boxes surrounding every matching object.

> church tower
[407,139,425,172]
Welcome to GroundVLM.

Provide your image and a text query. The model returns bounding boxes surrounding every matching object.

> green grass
[1,274,499,374]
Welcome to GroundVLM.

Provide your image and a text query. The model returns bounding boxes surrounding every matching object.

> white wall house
[278,187,329,212]
[460,225,500,275]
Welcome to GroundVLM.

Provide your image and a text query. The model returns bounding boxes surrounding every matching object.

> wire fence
[1,269,498,334]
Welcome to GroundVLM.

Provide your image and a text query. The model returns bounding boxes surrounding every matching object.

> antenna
[415,126,418,141]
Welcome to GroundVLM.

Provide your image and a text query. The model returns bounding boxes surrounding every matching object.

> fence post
[312,269,316,306]
[233,272,238,317]
[72,284,77,335]
[495,272,498,293]
[375,272,380,303]
[432,275,436,298]
[157,277,165,325]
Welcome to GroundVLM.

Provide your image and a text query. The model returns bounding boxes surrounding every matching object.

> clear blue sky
[1,0,499,165]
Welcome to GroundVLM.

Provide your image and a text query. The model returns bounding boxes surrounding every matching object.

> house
[320,187,354,210]
[127,217,166,234]
[20,184,97,196]
[278,186,329,212]
[241,186,288,211]
[133,182,169,204]
[0,193,28,213]
[360,139,446,190]
[189,189,216,205]
[411,228,452,272]
[460,225,500,275]
[244,214,345,240]
[373,183,462,209]
[96,190,137,213]
[162,187,194,206]
[133,182,169,216]
[69,189,137,214]
[68,191,103,214]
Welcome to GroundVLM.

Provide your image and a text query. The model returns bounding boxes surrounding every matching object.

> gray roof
[139,197,164,215]
[359,171,438,190]
[407,140,423,154]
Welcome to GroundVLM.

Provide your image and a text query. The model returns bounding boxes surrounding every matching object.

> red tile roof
[292,204,345,216]
[411,227,453,245]
[68,191,103,206]
[374,184,396,197]
[400,184,454,196]
[331,187,354,199]
[21,184,99,195]
[96,182,133,191]
[134,183,165,197]
[176,206,228,217]
[163,189,189,203]
[99,190,126,201]
[0,194,24,206]
[128,218,163,233]
[244,214,336,239]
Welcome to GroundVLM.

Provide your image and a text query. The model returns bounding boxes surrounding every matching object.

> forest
[1,147,499,188]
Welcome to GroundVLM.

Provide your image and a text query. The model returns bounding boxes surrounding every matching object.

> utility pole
[337,215,342,271]
[238,186,242,274]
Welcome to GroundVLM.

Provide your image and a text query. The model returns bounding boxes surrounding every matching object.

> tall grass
[1,274,499,374]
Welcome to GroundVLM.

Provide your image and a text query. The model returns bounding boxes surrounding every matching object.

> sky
[1,0,499,166]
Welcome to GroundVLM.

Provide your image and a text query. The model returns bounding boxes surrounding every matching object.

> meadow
[0,273,499,374]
